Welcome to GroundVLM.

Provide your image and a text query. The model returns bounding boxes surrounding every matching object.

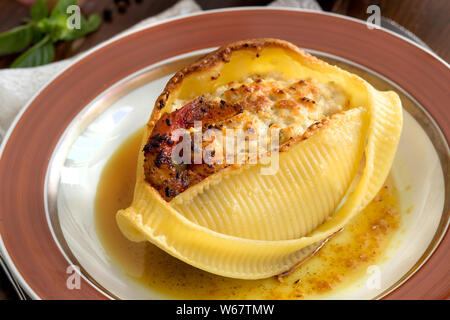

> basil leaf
[85,14,101,33]
[10,36,55,68]
[0,24,34,54]
[37,15,69,42]
[31,25,44,44]
[51,0,78,17]
[86,14,102,34]
[31,0,49,21]
[59,14,101,41]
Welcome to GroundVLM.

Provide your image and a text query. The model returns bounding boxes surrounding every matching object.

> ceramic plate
[0,8,448,300]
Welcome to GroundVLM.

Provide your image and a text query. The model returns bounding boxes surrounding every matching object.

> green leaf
[51,0,78,17]
[85,14,101,33]
[31,25,44,44]
[10,35,55,68]
[0,24,34,54]
[36,15,66,42]
[59,13,101,41]
[31,0,49,21]
[39,1,101,42]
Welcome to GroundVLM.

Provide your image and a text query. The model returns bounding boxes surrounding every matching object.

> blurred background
[0,0,448,68]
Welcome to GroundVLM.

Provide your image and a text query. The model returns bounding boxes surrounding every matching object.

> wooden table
[0,0,448,68]
[0,0,448,300]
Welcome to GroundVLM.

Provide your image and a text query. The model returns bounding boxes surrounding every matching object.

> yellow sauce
[95,127,401,299]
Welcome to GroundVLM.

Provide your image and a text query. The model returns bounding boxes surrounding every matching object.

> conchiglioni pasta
[116,39,402,279]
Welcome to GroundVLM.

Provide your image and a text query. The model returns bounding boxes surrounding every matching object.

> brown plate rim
[0,8,448,300]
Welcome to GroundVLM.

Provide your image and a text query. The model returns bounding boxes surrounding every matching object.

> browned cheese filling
[143,75,349,201]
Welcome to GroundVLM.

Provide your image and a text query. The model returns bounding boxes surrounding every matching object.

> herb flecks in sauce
[95,128,401,299]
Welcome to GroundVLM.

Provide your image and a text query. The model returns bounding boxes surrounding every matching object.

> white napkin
[0,0,320,141]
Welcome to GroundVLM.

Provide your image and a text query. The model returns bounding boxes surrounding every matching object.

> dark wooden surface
[331,0,449,60]
[0,0,448,68]
[0,269,18,299]
[0,0,448,300]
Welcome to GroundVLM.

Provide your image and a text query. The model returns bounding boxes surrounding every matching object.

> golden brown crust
[143,98,244,200]
[278,117,331,152]
[147,39,324,132]
[144,39,335,201]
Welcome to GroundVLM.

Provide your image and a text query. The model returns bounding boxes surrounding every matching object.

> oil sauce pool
[94,127,401,299]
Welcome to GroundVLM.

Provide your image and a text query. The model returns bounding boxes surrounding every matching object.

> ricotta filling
[172,75,349,160]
